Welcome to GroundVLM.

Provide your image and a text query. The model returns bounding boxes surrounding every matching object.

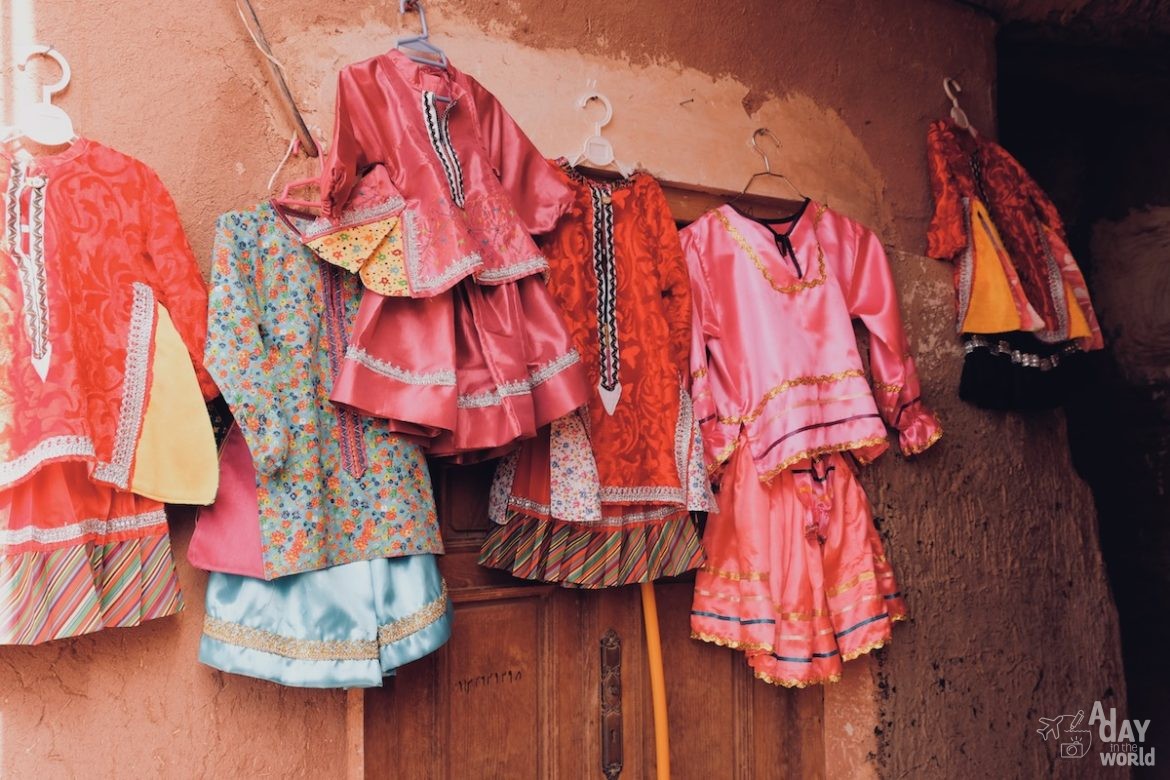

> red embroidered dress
[479,168,711,587]
[926,119,1103,409]
[317,52,588,457]
[0,138,217,643]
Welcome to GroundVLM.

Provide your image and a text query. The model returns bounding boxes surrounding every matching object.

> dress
[192,203,451,687]
[684,202,940,686]
[926,119,1103,409]
[315,52,588,457]
[479,167,710,587]
[0,138,218,644]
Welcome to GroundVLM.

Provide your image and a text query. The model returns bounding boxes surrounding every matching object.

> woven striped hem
[0,532,183,645]
[478,510,705,588]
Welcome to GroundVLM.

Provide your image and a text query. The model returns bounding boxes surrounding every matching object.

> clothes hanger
[944,77,977,136]
[727,128,805,207]
[568,82,637,178]
[11,45,77,147]
[398,0,450,78]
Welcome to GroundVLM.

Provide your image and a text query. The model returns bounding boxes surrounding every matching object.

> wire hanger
[11,45,77,147]
[944,77,977,136]
[727,128,805,207]
[568,81,636,178]
[398,0,449,73]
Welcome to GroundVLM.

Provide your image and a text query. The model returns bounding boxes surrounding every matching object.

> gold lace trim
[708,438,740,472]
[691,631,774,653]
[757,436,889,482]
[717,369,867,425]
[902,426,943,456]
[692,367,708,380]
[715,204,829,295]
[826,571,876,598]
[203,581,449,662]
[699,565,767,582]
[872,381,903,394]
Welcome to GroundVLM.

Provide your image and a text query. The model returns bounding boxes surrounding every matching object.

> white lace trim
[345,345,456,386]
[0,508,167,547]
[401,208,483,294]
[92,283,156,488]
[507,496,550,516]
[599,485,687,504]
[0,435,96,487]
[456,350,581,409]
[476,256,549,282]
[296,197,405,240]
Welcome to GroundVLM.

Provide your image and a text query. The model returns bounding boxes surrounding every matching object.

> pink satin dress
[315,51,588,458]
[685,202,941,686]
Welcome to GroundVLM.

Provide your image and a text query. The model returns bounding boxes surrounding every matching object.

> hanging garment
[926,118,1103,409]
[199,553,451,689]
[314,55,589,457]
[198,204,443,580]
[685,202,942,480]
[0,138,218,500]
[690,443,905,687]
[479,167,711,587]
[684,202,940,682]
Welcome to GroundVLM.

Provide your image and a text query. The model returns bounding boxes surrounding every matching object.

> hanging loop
[750,128,782,174]
[16,44,71,104]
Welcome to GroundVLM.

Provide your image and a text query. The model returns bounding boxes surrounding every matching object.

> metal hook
[16,44,71,104]
[750,128,782,174]
[942,77,973,131]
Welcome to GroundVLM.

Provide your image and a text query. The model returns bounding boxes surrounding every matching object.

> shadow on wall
[1000,25,1170,776]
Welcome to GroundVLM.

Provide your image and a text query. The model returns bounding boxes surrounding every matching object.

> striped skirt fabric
[479,508,705,588]
[0,462,184,644]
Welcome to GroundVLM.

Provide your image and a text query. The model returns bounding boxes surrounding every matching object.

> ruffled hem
[479,511,705,588]
[0,533,184,645]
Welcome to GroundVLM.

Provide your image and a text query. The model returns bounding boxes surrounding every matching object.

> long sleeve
[682,226,741,475]
[844,221,942,457]
[204,213,291,475]
[140,168,218,399]
[925,122,967,262]
[466,77,572,235]
[648,186,692,381]
[320,64,382,218]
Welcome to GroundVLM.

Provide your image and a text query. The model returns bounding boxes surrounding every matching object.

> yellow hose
[640,581,670,780]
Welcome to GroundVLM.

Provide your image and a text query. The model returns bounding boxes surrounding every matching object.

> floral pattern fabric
[206,203,443,579]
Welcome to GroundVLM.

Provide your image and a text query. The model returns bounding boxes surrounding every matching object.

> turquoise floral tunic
[206,203,442,578]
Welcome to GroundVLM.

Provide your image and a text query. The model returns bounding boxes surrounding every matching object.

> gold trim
[902,426,943,456]
[691,367,708,380]
[826,571,876,598]
[872,381,903,394]
[379,581,449,645]
[699,565,767,582]
[203,581,450,662]
[753,668,843,689]
[690,630,774,653]
[717,369,867,425]
[715,204,829,295]
[757,436,889,482]
[708,438,740,471]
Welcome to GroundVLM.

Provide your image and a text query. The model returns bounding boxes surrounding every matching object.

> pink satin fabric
[320,50,574,295]
[685,204,941,480]
[690,443,906,687]
[187,425,264,578]
[331,274,589,459]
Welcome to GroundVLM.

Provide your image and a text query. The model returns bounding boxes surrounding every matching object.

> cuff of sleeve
[244,411,291,475]
[898,408,943,457]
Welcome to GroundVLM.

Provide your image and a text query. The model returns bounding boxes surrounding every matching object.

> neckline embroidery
[422,91,466,208]
[715,204,829,295]
[590,184,622,414]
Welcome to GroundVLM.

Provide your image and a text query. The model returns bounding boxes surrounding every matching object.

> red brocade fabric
[0,139,215,493]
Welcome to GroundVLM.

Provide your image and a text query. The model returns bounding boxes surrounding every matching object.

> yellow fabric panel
[1065,281,1091,340]
[304,217,410,296]
[130,305,219,505]
[961,201,1022,334]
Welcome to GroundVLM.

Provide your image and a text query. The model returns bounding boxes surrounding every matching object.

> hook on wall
[943,76,974,133]
[750,128,782,174]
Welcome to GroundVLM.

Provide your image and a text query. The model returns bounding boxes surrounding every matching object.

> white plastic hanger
[13,45,77,147]
[397,0,449,72]
[569,82,636,178]
[944,77,977,136]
